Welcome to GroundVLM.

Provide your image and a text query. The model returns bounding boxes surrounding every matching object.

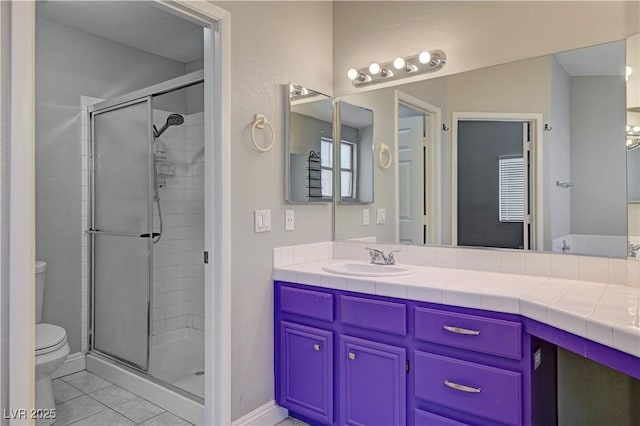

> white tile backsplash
[525,252,550,277]
[436,247,457,268]
[500,251,525,275]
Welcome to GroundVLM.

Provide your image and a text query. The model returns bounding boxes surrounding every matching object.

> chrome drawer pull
[444,380,481,393]
[313,344,320,351]
[443,325,480,335]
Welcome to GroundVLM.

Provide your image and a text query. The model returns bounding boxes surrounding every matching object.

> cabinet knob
[313,344,320,351]
[348,352,356,360]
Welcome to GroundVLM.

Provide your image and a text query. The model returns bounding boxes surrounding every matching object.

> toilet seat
[36,324,67,355]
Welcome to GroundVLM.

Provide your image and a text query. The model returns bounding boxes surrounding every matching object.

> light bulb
[634,126,640,133]
[418,51,432,64]
[628,139,634,146]
[347,68,359,80]
[393,57,406,70]
[369,63,381,75]
[627,125,632,132]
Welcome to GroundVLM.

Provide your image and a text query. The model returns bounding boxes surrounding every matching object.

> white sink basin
[322,261,414,277]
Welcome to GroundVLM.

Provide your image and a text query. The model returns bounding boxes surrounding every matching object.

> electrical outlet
[363,208,370,225]
[377,208,386,224]
[254,209,271,233]
[285,209,295,231]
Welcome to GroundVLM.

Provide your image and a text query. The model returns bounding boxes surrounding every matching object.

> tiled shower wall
[151,109,205,335]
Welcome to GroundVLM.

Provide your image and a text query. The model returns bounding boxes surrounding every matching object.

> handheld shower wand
[151,113,184,244]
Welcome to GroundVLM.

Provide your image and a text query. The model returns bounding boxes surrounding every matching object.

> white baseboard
[232,400,288,426]
[51,352,86,379]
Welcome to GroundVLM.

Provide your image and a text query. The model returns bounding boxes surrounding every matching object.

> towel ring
[379,143,392,169]
[251,114,275,152]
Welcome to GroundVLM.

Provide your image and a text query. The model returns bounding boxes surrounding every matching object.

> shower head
[153,113,184,138]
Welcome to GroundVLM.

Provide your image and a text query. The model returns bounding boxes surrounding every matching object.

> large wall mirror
[335,38,638,258]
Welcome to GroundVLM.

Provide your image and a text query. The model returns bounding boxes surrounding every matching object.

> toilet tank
[35,261,47,324]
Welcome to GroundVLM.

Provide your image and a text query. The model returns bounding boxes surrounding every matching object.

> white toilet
[35,261,69,426]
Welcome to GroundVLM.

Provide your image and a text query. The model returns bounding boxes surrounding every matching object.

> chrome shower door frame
[88,96,155,373]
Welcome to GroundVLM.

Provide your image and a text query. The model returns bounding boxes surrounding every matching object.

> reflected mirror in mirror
[285,83,334,203]
[336,101,374,203]
[335,39,630,258]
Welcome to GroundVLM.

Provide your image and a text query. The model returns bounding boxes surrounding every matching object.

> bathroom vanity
[274,259,640,426]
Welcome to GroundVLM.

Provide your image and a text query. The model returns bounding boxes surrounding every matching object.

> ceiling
[555,40,625,77]
[36,1,204,63]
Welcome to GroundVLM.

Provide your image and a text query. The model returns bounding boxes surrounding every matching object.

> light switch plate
[377,208,386,224]
[254,209,271,233]
[363,208,370,225]
[285,209,294,231]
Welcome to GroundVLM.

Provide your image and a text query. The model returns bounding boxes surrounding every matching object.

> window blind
[498,156,524,222]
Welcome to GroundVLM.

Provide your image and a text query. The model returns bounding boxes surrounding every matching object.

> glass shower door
[91,98,152,371]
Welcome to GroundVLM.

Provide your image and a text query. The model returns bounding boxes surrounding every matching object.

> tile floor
[275,418,308,426]
[53,371,193,426]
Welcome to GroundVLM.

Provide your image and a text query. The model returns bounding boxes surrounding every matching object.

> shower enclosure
[87,71,205,400]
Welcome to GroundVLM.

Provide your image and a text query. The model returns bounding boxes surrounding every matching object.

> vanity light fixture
[348,50,446,88]
[627,124,640,150]
[347,68,371,83]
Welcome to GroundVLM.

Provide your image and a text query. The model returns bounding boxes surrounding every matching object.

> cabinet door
[280,322,333,424]
[340,335,406,425]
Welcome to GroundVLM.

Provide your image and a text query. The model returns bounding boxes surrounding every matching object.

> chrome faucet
[365,247,400,265]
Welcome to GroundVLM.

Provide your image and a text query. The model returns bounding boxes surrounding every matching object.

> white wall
[570,76,627,237]
[333,1,639,96]
[35,17,188,352]
[213,1,333,419]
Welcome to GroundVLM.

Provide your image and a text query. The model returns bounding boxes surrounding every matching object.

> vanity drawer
[415,307,521,359]
[415,409,470,426]
[340,295,407,336]
[280,285,334,322]
[415,351,522,426]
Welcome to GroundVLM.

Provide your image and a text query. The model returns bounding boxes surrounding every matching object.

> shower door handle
[139,233,161,238]
[86,229,157,238]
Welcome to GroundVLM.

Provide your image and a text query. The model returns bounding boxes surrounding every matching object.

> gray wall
[35,17,187,352]
[570,76,627,237]
[0,0,10,416]
[549,56,572,244]
[214,1,334,419]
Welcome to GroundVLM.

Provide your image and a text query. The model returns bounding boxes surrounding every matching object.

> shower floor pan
[151,328,205,398]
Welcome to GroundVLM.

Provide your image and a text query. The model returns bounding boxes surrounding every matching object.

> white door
[398,116,425,243]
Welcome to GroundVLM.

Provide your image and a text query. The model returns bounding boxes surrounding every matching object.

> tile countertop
[273,259,640,359]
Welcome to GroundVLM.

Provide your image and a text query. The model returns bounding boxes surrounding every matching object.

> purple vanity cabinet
[279,321,334,424]
[275,281,557,426]
[340,335,406,426]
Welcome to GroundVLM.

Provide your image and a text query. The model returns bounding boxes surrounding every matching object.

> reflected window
[498,156,524,222]
[320,138,357,198]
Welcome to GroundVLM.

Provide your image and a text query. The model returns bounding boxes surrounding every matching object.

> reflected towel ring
[379,143,392,169]
[251,114,275,152]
